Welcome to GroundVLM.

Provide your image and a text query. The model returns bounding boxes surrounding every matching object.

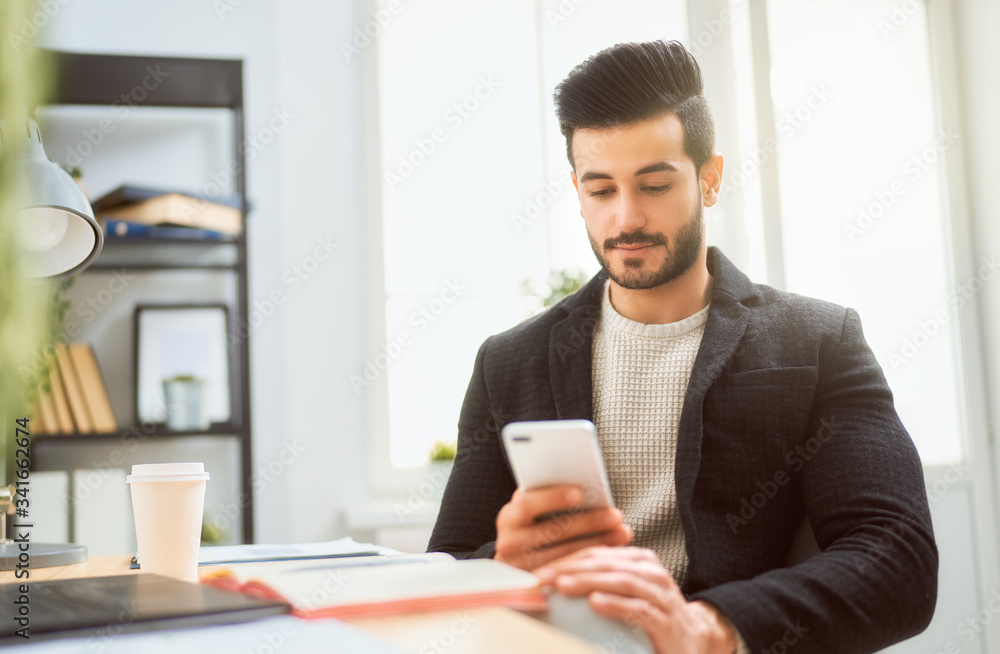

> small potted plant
[162,374,209,431]
[428,439,457,500]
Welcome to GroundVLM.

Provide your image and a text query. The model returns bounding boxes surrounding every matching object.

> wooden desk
[0,555,598,654]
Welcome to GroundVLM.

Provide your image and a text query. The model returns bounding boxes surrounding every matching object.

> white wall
[38,0,368,544]
[954,0,1000,650]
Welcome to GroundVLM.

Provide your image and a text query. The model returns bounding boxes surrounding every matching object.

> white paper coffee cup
[127,462,210,581]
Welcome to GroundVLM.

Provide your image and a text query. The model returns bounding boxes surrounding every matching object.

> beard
[588,200,704,290]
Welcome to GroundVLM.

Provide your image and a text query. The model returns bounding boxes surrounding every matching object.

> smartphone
[501,419,615,513]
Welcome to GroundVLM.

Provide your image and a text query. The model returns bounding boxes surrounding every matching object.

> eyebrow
[578,161,681,183]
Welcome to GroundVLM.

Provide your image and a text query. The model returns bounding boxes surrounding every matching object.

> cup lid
[126,462,210,483]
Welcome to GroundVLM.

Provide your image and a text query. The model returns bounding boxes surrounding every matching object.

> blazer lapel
[676,249,755,569]
[548,274,605,421]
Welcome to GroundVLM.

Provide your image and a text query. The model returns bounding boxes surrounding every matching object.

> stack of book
[28,343,117,435]
[92,185,244,242]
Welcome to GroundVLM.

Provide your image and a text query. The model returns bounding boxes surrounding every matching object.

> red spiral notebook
[199,553,548,619]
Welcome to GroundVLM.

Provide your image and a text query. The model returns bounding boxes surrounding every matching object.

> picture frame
[133,304,232,426]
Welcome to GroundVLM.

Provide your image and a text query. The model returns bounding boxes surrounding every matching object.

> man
[428,40,937,654]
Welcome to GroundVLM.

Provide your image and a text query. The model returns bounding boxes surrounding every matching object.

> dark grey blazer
[428,247,937,653]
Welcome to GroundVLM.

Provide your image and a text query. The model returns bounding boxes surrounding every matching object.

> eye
[643,184,670,194]
[588,188,615,199]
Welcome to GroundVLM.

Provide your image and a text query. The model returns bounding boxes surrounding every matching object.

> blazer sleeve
[692,308,938,654]
[427,336,516,558]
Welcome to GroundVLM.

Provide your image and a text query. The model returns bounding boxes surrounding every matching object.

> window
[368,0,688,488]
[764,0,963,465]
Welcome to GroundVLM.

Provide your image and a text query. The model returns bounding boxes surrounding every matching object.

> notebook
[0,574,289,644]
[200,552,549,619]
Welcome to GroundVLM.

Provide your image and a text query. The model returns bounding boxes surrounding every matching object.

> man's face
[571,113,711,290]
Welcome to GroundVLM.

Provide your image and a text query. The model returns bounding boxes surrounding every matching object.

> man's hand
[493,485,633,570]
[535,547,739,654]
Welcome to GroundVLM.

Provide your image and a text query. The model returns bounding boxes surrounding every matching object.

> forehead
[571,113,693,176]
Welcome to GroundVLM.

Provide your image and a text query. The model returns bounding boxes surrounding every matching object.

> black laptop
[0,574,289,644]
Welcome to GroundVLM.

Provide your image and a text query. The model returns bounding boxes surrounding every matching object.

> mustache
[604,231,668,250]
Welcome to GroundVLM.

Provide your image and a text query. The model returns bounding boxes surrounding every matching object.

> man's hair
[553,40,715,173]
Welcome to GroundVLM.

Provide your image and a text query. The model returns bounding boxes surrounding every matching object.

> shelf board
[102,236,240,246]
[82,238,241,271]
[31,423,242,444]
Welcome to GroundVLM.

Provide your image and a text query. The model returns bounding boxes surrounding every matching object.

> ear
[571,169,584,217]
[699,153,724,208]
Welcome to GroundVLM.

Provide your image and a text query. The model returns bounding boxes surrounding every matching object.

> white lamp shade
[1,118,103,277]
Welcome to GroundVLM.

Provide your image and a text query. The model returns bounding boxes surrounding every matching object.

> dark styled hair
[553,40,715,173]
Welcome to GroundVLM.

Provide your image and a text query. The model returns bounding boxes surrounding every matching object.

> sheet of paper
[198,536,400,565]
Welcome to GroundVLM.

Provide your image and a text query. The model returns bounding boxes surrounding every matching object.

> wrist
[691,600,738,654]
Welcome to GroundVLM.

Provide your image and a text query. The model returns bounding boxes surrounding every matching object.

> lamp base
[0,542,87,571]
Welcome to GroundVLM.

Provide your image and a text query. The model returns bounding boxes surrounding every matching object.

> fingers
[551,569,679,610]
[496,519,632,570]
[535,546,666,580]
[497,485,584,528]
[495,486,634,570]
[516,524,633,569]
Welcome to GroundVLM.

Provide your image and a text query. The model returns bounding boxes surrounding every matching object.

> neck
[607,249,712,324]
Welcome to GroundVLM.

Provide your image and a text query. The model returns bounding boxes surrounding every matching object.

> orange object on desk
[199,553,548,619]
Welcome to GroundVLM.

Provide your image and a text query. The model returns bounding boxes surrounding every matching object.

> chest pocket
[703,365,818,454]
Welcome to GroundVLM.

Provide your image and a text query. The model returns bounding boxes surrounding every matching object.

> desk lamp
[0,116,103,570]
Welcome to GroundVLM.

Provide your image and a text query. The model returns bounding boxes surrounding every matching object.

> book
[26,396,49,435]
[68,342,118,433]
[92,184,244,212]
[36,382,60,434]
[103,218,231,241]
[44,355,77,434]
[54,343,93,433]
[93,185,243,236]
[199,553,548,620]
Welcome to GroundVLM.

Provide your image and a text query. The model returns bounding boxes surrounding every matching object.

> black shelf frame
[40,50,255,543]
[31,423,239,445]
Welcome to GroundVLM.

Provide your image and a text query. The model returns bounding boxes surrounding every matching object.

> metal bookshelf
[32,51,255,543]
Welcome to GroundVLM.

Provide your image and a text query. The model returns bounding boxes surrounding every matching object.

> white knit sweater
[592,280,709,585]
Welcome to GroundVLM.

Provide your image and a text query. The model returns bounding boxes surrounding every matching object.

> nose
[614,189,646,234]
